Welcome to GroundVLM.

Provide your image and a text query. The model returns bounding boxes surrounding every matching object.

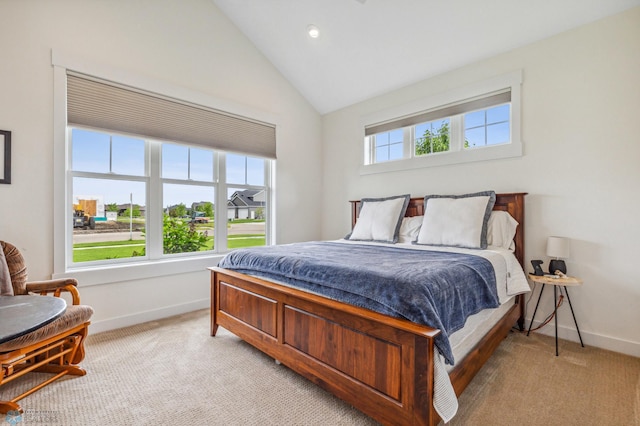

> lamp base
[549,259,567,275]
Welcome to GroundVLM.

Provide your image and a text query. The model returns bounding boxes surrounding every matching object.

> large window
[69,127,270,266]
[361,71,522,174]
[52,57,277,284]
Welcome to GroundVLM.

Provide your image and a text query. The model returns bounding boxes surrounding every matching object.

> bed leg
[210,273,219,336]
[517,294,525,331]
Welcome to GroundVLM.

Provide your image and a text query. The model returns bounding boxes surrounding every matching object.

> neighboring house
[163,204,184,216]
[227,190,265,220]
[190,201,208,211]
[116,204,146,217]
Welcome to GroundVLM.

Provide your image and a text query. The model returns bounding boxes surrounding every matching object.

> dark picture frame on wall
[0,130,11,184]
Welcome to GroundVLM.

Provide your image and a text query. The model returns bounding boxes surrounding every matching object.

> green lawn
[228,234,265,248]
[72,240,146,262]
[72,234,264,262]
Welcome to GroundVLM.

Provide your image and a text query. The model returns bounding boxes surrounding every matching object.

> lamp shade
[546,236,570,259]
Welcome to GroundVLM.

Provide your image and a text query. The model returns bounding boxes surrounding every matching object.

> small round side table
[526,274,584,356]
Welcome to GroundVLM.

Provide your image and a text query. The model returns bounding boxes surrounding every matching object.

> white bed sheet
[448,297,516,369]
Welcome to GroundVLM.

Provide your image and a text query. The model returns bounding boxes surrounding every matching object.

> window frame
[360,71,522,175]
[52,50,277,286]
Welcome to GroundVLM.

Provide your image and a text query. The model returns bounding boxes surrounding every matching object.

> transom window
[366,102,511,165]
[361,71,522,174]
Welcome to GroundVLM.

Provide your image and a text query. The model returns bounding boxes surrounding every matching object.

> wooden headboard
[350,192,527,267]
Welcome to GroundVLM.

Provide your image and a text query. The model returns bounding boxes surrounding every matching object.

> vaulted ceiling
[213,0,640,114]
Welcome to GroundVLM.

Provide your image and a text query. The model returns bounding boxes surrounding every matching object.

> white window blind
[365,90,510,136]
[67,73,276,159]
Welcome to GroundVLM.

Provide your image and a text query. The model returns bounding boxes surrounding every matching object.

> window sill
[53,253,225,287]
[360,142,522,175]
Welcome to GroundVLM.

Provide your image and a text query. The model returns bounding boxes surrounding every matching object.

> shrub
[163,215,208,254]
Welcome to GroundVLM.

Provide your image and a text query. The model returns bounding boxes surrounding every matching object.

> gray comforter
[218,241,499,364]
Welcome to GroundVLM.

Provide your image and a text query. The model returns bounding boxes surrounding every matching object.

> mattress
[449,297,516,370]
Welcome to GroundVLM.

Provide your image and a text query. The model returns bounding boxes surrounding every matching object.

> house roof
[227,189,265,208]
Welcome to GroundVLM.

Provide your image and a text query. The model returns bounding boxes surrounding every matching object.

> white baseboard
[525,318,640,358]
[87,303,639,358]
[88,299,209,335]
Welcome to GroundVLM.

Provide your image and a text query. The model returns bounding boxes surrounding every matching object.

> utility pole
[129,192,133,241]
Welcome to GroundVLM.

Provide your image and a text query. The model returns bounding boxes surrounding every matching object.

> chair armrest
[26,278,78,290]
[25,278,81,305]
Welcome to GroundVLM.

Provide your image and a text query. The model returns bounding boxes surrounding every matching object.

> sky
[71,128,265,209]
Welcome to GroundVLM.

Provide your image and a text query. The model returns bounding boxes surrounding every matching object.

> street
[72,222,265,243]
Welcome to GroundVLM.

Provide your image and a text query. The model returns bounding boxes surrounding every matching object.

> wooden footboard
[211,267,443,426]
[211,267,524,425]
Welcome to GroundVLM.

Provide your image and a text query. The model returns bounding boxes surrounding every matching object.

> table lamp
[546,236,570,275]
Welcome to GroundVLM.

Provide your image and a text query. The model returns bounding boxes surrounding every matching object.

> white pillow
[415,191,496,249]
[487,210,519,250]
[398,215,423,244]
[347,195,410,243]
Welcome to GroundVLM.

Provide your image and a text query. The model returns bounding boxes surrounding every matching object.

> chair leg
[0,401,21,415]
[35,364,86,376]
[0,324,90,414]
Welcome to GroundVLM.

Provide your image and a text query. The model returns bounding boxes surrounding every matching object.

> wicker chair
[0,241,93,414]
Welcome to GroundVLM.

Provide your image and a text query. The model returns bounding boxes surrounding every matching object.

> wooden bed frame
[210,192,527,426]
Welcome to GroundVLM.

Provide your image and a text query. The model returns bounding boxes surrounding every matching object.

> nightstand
[526,274,585,356]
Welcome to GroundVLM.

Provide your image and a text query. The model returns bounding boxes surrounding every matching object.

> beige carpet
[1,309,638,425]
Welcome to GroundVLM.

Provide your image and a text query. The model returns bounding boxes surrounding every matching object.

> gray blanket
[218,241,498,364]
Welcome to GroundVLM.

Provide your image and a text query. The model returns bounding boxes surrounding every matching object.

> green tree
[133,215,208,257]
[254,207,264,220]
[196,202,214,220]
[106,203,119,212]
[415,121,470,156]
[163,215,208,254]
[415,121,450,155]
[122,205,141,218]
[169,203,187,218]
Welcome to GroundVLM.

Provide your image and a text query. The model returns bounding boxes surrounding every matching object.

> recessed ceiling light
[307,25,320,39]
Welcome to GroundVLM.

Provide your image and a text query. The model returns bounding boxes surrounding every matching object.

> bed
[209,192,527,425]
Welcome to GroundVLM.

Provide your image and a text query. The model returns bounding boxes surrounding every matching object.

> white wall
[1,1,637,357]
[0,0,322,332]
[321,8,640,357]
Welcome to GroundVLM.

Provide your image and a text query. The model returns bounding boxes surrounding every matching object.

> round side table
[526,274,584,356]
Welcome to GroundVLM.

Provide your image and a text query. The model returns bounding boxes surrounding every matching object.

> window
[415,118,451,156]
[226,153,267,249]
[69,128,269,266]
[361,71,522,174]
[161,142,216,255]
[464,104,510,148]
[365,99,510,164]
[52,65,276,281]
[374,129,404,162]
[52,55,279,285]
